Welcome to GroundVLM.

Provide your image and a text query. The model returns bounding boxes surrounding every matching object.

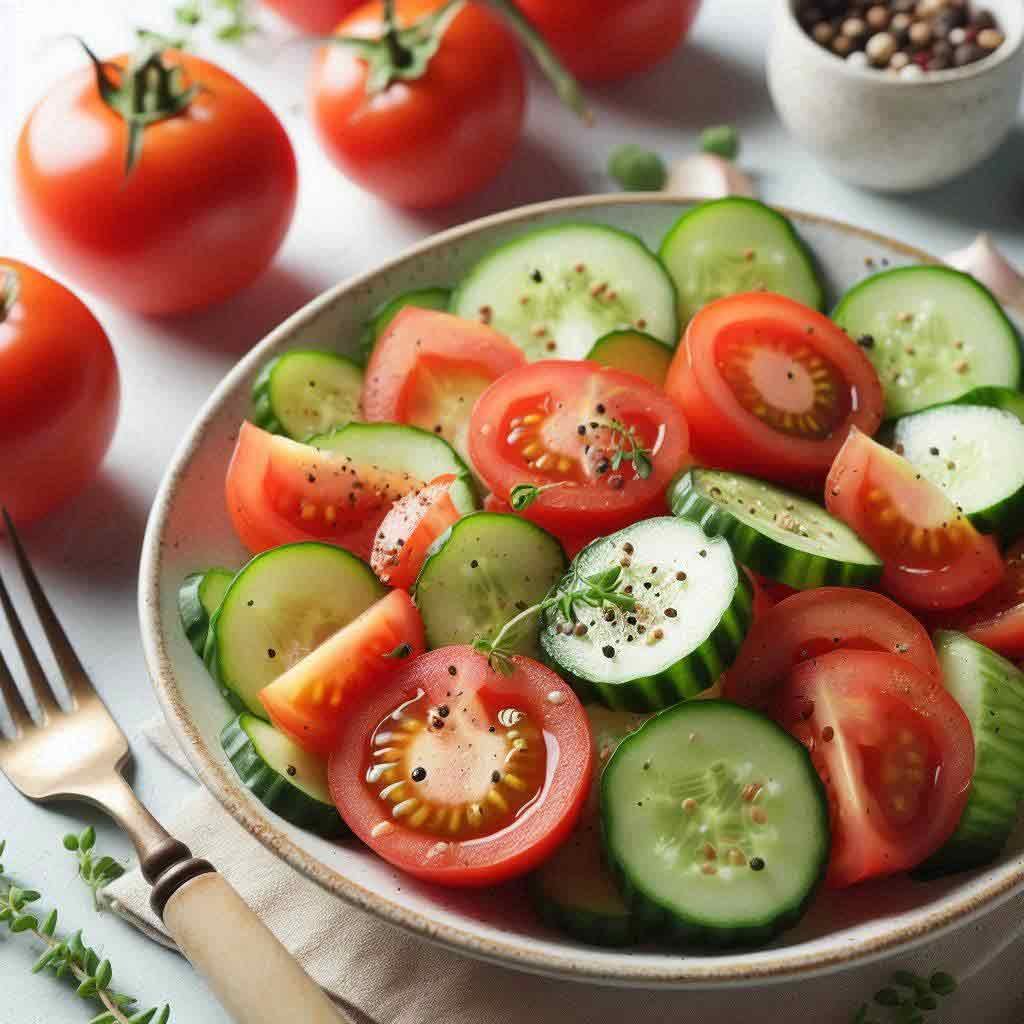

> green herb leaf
[929,971,957,996]
[700,124,741,160]
[384,642,413,659]
[79,827,96,853]
[608,144,666,192]
[63,834,80,851]
[11,914,39,933]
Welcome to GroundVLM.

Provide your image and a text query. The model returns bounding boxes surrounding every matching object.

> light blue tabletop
[1,1,1023,1022]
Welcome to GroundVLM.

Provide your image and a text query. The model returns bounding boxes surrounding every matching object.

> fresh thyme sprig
[604,418,653,479]
[173,0,258,42]
[0,839,171,1024]
[851,968,958,1024]
[509,481,568,511]
[63,827,125,912]
[473,564,635,674]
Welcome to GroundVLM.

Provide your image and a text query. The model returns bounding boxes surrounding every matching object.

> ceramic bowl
[139,195,1024,988]
[767,0,1024,192]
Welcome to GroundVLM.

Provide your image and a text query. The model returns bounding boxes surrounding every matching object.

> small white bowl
[767,0,1024,192]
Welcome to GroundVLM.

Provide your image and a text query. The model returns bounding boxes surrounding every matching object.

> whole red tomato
[0,260,119,527]
[515,0,702,83]
[263,0,363,32]
[16,44,297,315]
[310,0,525,208]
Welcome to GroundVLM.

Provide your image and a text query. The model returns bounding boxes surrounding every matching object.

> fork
[0,509,345,1024]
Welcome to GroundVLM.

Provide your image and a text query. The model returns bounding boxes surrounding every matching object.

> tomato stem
[0,266,20,323]
[381,0,413,68]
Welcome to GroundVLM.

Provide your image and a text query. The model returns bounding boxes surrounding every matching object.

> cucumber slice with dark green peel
[252,351,363,441]
[221,713,348,839]
[893,399,1024,538]
[659,198,824,326]
[451,223,678,361]
[308,421,477,516]
[540,517,753,712]
[602,700,829,947]
[205,542,386,718]
[179,568,234,657]
[669,468,883,590]
[915,632,1024,879]
[413,512,567,657]
[359,286,451,364]
[949,385,1024,420]
[531,707,648,946]
[832,266,1021,419]
[585,329,673,387]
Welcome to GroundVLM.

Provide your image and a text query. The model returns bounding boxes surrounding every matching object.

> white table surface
[2,1,1024,1021]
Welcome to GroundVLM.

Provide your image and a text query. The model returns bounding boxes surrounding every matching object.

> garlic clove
[945,233,1024,308]
[663,154,757,200]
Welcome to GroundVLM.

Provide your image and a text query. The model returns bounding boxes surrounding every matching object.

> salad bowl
[139,194,1024,988]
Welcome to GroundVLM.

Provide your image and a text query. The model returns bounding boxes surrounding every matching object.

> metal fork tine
[0,564,62,720]
[2,508,91,707]
[0,639,33,736]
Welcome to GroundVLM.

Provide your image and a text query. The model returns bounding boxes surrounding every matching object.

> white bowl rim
[138,192,1024,988]
[777,0,1024,87]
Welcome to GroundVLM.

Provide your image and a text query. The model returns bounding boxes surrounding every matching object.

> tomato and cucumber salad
[182,199,1024,951]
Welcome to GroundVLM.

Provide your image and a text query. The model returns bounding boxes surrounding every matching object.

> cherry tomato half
[826,428,1004,611]
[665,293,884,490]
[469,360,689,535]
[328,646,593,886]
[310,0,525,208]
[0,260,119,528]
[723,587,940,708]
[773,649,973,887]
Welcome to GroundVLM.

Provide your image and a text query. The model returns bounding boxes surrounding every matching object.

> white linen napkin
[105,718,1024,1024]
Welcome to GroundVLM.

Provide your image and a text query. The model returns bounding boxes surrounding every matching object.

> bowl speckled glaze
[139,195,1024,988]
[768,0,1024,192]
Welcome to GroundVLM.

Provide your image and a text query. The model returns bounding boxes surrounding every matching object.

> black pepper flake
[602,645,615,659]
[531,269,543,283]
[448,665,457,676]
[470,559,479,568]
[267,648,277,658]
[286,765,297,777]
[596,403,606,414]
[857,334,875,349]
[676,571,687,581]
[699,549,707,558]
[750,857,766,872]
[438,704,450,718]
[929,447,940,456]
[491,770,502,783]
[411,766,427,782]
[247,599,254,607]
[664,608,677,618]
[307,473,316,483]
[577,424,586,435]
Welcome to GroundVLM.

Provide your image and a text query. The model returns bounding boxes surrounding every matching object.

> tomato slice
[772,649,973,887]
[723,587,940,708]
[826,428,1004,610]
[469,360,689,534]
[362,308,526,461]
[665,293,884,489]
[930,540,1024,658]
[328,646,592,887]
[370,473,461,588]
[260,590,425,756]
[225,422,425,559]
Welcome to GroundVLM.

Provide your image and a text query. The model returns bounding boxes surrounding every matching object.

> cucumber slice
[540,517,753,711]
[893,399,1024,538]
[659,198,824,326]
[915,632,1024,878]
[451,223,678,361]
[602,700,829,947]
[221,713,347,839]
[359,286,451,364]
[531,707,648,946]
[669,468,883,590]
[950,385,1024,420]
[252,350,363,441]
[585,329,673,387]
[413,512,567,658]
[832,266,1021,419]
[178,568,234,657]
[206,542,386,718]
[309,422,477,516]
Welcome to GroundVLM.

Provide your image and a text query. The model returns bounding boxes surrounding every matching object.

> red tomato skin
[514,0,702,83]
[16,53,297,315]
[0,260,119,527]
[362,307,526,423]
[260,590,425,755]
[826,429,1004,611]
[665,293,884,490]
[310,0,525,209]
[723,587,940,708]
[263,0,362,33]
[328,646,592,887]
[773,650,973,887]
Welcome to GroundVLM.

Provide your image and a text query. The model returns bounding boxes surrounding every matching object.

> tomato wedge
[362,308,526,462]
[723,587,940,708]
[260,590,425,756]
[225,422,425,559]
[772,649,973,887]
[328,646,592,887]
[469,361,689,534]
[826,428,1004,611]
[930,540,1024,658]
[665,293,884,489]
